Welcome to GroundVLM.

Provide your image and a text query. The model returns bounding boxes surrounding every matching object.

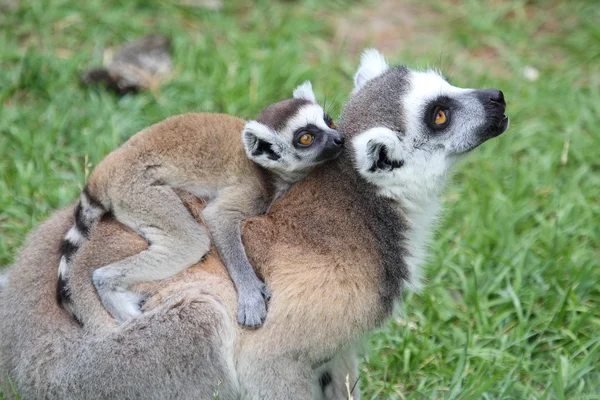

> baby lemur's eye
[298,133,314,146]
[324,114,335,129]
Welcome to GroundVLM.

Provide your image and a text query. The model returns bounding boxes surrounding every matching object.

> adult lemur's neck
[335,147,412,317]
[375,154,449,292]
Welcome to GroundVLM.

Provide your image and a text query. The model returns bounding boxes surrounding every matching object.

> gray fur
[313,347,361,400]
[0,272,7,294]
[256,98,312,132]
[0,207,354,399]
[343,65,410,137]
[1,208,240,400]
[201,186,272,326]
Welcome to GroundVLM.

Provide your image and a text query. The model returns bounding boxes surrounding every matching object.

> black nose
[480,89,505,106]
[490,90,504,105]
[333,136,345,147]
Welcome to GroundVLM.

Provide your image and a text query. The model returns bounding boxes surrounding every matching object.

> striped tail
[57,187,105,318]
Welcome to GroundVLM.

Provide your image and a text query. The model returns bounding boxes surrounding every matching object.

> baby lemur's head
[242,81,344,183]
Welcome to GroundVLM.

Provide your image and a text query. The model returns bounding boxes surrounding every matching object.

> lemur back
[57,81,344,327]
[87,114,267,207]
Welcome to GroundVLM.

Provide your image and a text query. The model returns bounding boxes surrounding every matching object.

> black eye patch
[424,96,458,131]
[293,124,323,148]
[294,124,322,136]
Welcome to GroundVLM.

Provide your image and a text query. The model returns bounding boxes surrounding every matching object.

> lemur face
[347,49,508,191]
[403,70,508,157]
[242,81,344,182]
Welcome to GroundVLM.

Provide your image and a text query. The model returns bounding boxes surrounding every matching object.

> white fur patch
[57,227,86,279]
[353,48,389,93]
[353,127,447,291]
[80,193,105,219]
[293,81,316,103]
[65,226,85,245]
[99,289,144,323]
[58,257,69,277]
[84,205,104,220]
[287,103,329,134]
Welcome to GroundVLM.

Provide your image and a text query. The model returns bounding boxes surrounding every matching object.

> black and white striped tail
[57,187,105,318]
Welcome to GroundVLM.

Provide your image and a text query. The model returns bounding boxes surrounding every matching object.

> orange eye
[327,119,335,129]
[299,133,314,145]
[434,109,447,125]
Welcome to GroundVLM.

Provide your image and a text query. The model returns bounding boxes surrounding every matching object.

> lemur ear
[365,139,404,172]
[353,49,389,93]
[353,127,404,174]
[293,81,316,103]
[242,121,283,163]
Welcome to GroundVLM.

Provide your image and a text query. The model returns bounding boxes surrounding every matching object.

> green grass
[1,0,599,398]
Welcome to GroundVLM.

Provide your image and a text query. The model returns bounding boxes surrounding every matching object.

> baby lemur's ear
[353,127,404,175]
[292,81,316,103]
[353,49,389,93]
[242,121,284,164]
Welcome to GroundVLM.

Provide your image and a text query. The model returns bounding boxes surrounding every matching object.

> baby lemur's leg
[201,185,270,328]
[93,185,211,323]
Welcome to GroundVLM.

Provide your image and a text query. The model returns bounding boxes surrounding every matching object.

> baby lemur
[57,81,344,327]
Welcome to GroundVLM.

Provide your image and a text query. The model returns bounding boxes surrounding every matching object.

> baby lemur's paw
[237,282,270,328]
[260,282,272,301]
[100,289,146,324]
[93,269,147,323]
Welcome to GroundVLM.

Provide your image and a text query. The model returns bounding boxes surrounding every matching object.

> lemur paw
[99,289,146,324]
[93,269,147,323]
[237,284,270,328]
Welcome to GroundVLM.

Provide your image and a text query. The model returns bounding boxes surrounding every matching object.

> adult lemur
[0,49,508,399]
[57,82,343,326]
